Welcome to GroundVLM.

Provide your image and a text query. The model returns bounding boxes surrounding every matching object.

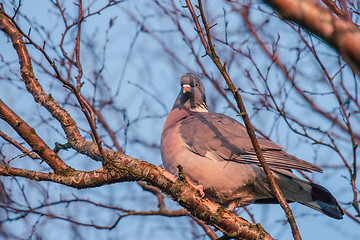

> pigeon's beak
[183,84,191,94]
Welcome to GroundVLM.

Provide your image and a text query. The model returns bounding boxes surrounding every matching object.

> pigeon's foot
[186,177,205,197]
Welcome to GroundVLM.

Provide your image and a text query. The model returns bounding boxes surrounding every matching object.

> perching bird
[161,73,343,219]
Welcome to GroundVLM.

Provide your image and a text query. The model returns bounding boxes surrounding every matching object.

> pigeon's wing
[179,112,322,173]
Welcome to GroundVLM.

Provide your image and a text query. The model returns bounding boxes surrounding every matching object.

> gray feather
[180,112,322,173]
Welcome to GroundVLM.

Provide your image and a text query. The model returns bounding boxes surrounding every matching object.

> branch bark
[0,149,273,240]
[264,0,360,75]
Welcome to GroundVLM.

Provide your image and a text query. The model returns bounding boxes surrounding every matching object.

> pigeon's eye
[195,83,199,87]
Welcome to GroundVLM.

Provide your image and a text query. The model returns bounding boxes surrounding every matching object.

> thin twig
[0,130,40,159]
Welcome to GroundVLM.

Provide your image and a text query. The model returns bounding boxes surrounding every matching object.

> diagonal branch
[185,0,302,239]
[235,5,360,141]
[264,0,360,76]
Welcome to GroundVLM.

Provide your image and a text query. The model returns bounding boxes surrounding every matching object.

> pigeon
[160,73,343,219]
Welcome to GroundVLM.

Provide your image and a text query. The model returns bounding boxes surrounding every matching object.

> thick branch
[0,151,273,240]
[264,0,360,75]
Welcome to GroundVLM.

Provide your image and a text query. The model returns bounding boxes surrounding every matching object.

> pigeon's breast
[161,118,271,207]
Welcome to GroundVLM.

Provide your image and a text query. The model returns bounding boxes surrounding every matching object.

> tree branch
[264,0,360,76]
[0,151,273,239]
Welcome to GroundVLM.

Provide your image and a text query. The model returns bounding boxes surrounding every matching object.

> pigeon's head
[173,73,208,112]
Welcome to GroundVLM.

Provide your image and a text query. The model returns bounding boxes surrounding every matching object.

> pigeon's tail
[294,179,344,219]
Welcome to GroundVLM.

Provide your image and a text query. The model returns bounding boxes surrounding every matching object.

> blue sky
[0,0,359,239]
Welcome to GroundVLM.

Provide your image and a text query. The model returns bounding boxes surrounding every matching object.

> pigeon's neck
[163,106,207,133]
[173,93,208,113]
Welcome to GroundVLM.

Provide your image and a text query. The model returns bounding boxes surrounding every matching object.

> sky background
[0,0,359,239]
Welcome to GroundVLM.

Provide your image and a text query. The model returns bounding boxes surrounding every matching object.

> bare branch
[0,130,40,159]
[264,0,360,75]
